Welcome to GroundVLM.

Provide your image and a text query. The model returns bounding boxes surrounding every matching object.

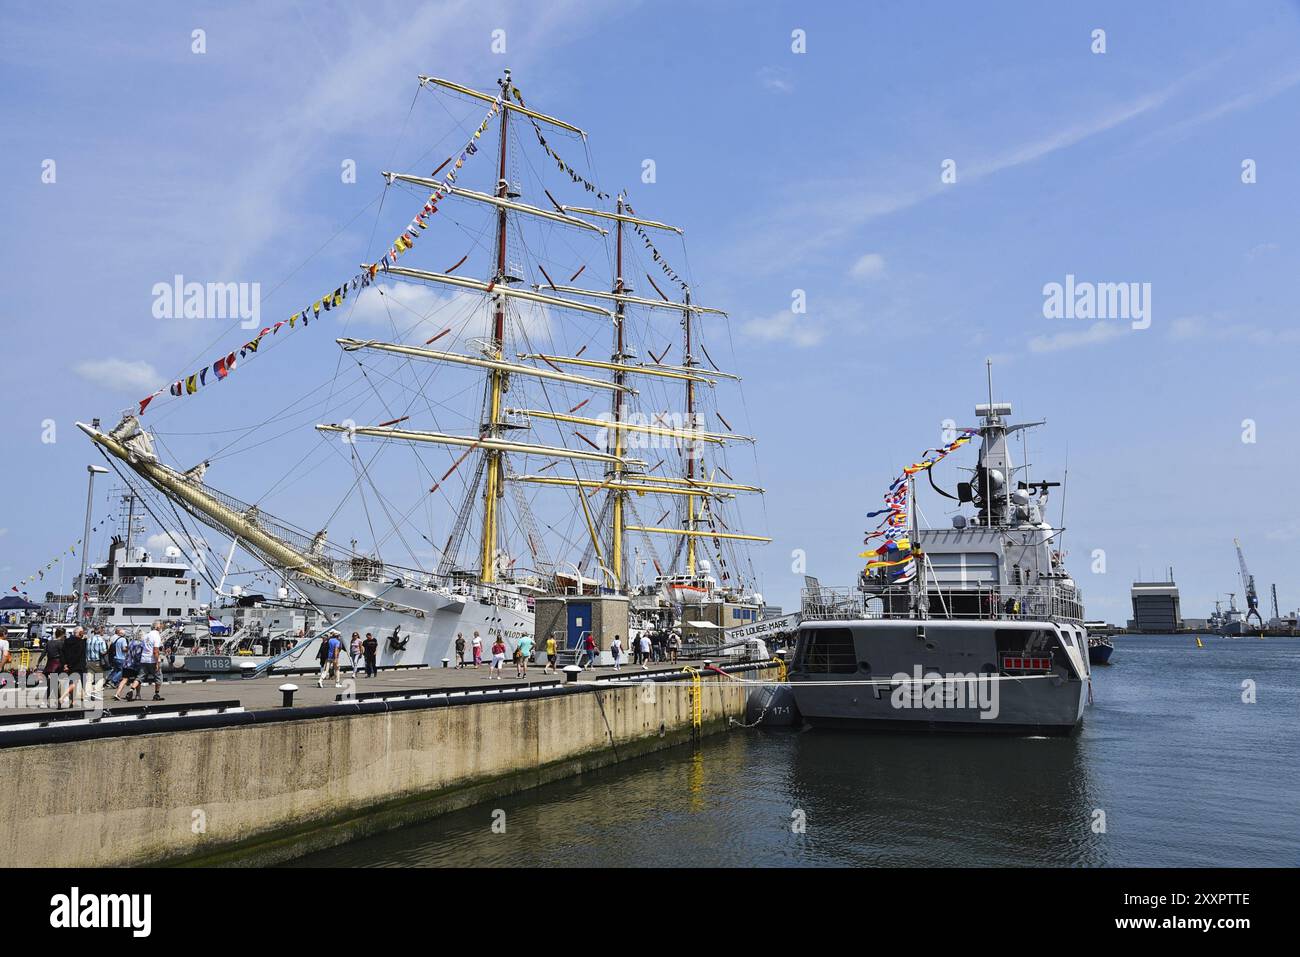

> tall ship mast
[75,70,768,666]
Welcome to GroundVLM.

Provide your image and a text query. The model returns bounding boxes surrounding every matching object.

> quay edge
[0,663,778,868]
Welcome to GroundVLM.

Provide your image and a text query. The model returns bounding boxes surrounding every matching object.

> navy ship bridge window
[795,628,858,674]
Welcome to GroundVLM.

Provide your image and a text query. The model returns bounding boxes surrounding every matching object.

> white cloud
[849,252,886,281]
[344,282,550,346]
[1029,321,1126,353]
[740,310,825,348]
[757,83,1185,267]
[1166,316,1300,347]
[145,531,208,562]
[193,2,632,284]
[72,358,162,394]
[1135,67,1300,151]
[758,67,793,94]
[1266,518,1300,543]
[738,55,1263,268]
[346,282,474,327]
[1169,316,1207,341]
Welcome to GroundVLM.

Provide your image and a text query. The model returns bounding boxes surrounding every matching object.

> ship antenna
[983,358,994,528]
[1058,446,1070,548]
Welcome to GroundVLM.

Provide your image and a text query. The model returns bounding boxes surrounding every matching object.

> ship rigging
[77,69,769,665]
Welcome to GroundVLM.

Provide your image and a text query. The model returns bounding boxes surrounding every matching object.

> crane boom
[1234,538,1263,627]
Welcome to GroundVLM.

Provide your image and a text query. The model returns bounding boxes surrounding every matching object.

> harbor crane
[1234,538,1264,628]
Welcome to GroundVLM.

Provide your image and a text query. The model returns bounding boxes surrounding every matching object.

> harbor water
[290,635,1300,867]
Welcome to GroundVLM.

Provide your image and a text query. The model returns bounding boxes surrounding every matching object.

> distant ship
[54,487,205,632]
[1087,636,1114,665]
[790,374,1091,734]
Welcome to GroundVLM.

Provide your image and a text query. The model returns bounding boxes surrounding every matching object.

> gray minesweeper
[790,390,1091,734]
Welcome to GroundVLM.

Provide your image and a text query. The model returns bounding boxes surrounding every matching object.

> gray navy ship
[790,387,1091,734]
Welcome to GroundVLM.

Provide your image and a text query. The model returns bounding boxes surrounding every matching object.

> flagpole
[75,466,108,625]
[909,473,926,620]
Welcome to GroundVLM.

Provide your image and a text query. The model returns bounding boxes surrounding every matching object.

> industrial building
[1129,579,1183,633]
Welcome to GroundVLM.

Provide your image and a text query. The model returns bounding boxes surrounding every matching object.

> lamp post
[74,465,109,624]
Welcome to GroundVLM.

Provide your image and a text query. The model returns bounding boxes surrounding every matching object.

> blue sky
[3,0,1300,622]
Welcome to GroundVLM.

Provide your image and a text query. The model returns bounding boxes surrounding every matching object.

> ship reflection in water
[290,635,1300,867]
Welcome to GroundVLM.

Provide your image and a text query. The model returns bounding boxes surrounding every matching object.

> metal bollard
[279,683,298,707]
[562,665,582,684]
[441,658,450,668]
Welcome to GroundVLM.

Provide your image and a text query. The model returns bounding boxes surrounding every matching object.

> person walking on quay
[349,632,363,679]
[472,631,483,668]
[317,632,344,688]
[58,626,88,708]
[668,630,681,664]
[455,632,466,668]
[86,626,107,694]
[516,634,534,678]
[315,629,331,678]
[35,626,64,679]
[544,634,558,674]
[114,629,146,701]
[583,631,598,669]
[639,632,652,671]
[363,631,379,678]
[609,634,622,672]
[106,627,127,687]
[138,621,166,701]
[489,635,506,679]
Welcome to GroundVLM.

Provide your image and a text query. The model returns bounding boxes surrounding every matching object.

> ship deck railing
[800,585,1085,625]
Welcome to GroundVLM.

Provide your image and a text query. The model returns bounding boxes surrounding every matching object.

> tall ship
[791,375,1091,734]
[75,70,768,668]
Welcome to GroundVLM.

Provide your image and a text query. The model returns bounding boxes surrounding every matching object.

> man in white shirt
[639,633,652,670]
[0,633,11,676]
[140,621,165,702]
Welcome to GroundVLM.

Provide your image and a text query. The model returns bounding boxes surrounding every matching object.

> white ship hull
[293,578,534,669]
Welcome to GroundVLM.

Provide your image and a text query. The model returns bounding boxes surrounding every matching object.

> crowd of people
[593,629,682,670]
[315,630,379,687]
[0,619,170,705]
[445,627,683,678]
[1,615,695,706]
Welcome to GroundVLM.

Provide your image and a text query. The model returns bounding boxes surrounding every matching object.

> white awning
[686,620,721,629]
